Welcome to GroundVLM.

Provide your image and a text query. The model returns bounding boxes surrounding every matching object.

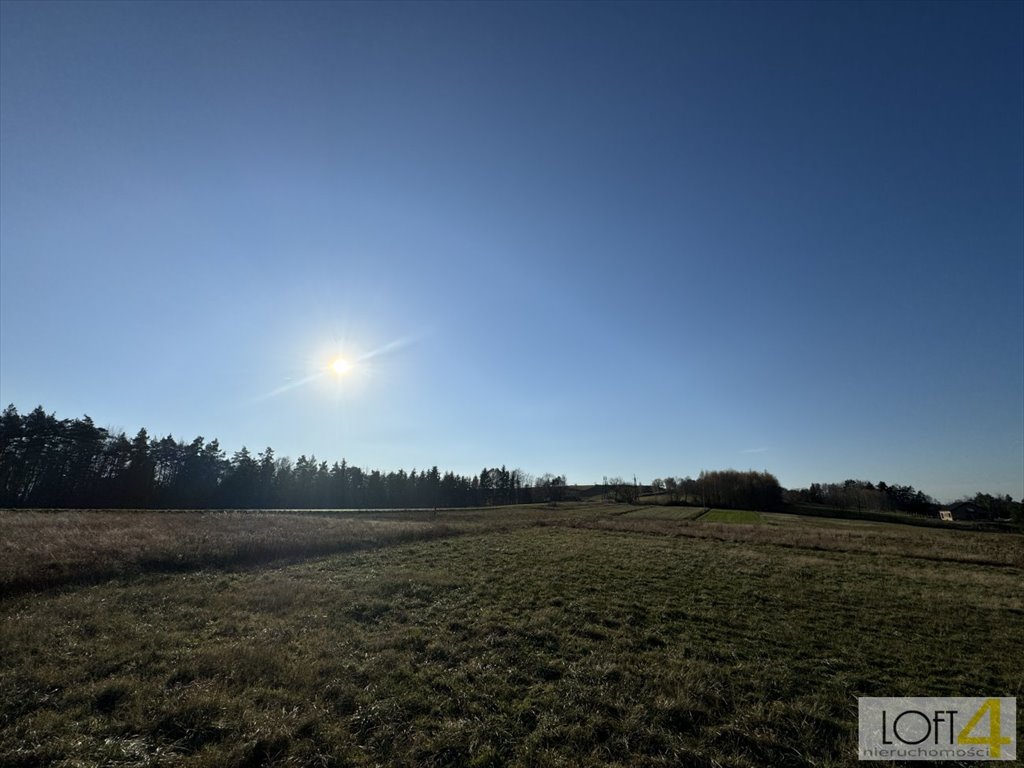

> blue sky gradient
[1,1,1021,500]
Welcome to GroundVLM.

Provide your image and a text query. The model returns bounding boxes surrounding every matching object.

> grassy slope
[1,506,1022,767]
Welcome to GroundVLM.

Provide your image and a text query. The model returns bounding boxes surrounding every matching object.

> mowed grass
[1,508,1022,767]
[618,506,706,522]
[699,509,762,524]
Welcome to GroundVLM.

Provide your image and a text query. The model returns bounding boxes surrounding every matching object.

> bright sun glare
[329,357,352,376]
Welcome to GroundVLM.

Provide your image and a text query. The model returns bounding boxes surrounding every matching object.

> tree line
[648,473,1020,521]
[0,405,566,509]
[785,479,1022,522]
[649,470,785,511]
[4,404,1016,519]
[787,479,937,515]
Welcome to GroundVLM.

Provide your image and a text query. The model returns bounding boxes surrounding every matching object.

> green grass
[2,505,1022,767]
[699,509,763,524]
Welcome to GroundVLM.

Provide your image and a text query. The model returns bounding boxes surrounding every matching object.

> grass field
[2,504,1022,767]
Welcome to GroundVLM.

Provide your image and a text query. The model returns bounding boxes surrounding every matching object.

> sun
[329,357,353,376]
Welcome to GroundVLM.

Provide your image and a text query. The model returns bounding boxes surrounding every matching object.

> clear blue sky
[1,1,1021,501]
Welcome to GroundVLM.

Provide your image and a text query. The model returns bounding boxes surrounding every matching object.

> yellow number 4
[958,698,1012,758]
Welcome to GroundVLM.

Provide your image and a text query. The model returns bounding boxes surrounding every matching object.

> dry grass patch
[0,503,622,596]
[0,511,459,595]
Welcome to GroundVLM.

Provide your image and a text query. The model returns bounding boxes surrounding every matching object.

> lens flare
[330,357,352,376]
[251,331,426,404]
